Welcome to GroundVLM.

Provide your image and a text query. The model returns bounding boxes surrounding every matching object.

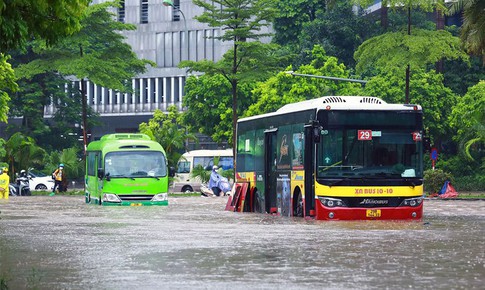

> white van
[172,149,234,193]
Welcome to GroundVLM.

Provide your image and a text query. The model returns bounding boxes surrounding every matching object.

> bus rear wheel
[293,191,303,217]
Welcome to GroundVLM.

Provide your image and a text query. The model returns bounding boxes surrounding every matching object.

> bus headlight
[151,193,168,201]
[400,197,423,207]
[318,197,346,208]
[103,193,121,203]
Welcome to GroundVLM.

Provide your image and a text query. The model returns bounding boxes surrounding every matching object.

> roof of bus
[179,149,233,158]
[238,96,422,122]
[86,133,165,153]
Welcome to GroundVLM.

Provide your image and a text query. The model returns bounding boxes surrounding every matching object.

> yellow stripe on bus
[315,183,423,197]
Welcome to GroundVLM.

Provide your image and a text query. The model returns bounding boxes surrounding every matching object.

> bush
[424,169,454,194]
[453,175,485,191]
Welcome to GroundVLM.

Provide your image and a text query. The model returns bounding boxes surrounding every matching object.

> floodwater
[0,196,483,290]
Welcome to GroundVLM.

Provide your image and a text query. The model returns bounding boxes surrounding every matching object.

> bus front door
[264,129,278,213]
[303,122,317,217]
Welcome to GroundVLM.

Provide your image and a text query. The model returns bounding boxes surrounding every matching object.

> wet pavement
[0,196,484,289]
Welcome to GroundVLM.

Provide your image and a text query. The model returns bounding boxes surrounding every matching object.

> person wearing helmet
[0,167,10,199]
[51,164,65,196]
[208,165,222,196]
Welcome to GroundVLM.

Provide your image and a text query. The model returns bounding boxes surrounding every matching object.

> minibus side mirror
[169,166,175,177]
[97,168,105,179]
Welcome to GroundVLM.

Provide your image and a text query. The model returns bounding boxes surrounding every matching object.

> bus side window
[177,161,190,173]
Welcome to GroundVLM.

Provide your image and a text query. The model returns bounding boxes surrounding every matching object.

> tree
[0,0,89,52]
[0,0,89,123]
[354,28,468,80]
[7,46,96,151]
[353,0,448,102]
[272,0,328,46]
[14,2,153,152]
[448,0,485,66]
[1,132,46,177]
[139,106,197,167]
[182,74,254,144]
[287,0,378,68]
[180,0,282,151]
[0,54,17,123]
[44,147,85,180]
[245,45,363,116]
[449,81,485,161]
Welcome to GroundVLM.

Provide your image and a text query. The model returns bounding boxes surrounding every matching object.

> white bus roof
[180,149,233,158]
[239,96,422,122]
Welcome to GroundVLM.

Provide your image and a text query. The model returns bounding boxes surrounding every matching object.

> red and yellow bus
[233,96,424,220]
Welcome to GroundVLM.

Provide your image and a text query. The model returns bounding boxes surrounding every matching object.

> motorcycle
[8,183,18,196]
[200,176,232,197]
[11,171,32,196]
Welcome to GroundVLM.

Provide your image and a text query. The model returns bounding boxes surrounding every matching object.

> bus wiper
[373,172,402,178]
[146,175,160,180]
[329,177,362,187]
[403,178,416,188]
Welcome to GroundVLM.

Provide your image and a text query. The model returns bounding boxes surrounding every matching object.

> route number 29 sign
[358,130,372,140]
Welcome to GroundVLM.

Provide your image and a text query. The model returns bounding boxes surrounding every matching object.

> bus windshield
[317,111,423,179]
[105,151,167,178]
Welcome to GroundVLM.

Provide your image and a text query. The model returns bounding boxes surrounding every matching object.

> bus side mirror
[169,166,175,177]
[313,127,321,143]
[97,168,105,179]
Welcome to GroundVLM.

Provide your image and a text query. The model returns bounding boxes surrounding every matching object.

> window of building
[118,0,125,23]
[140,0,148,24]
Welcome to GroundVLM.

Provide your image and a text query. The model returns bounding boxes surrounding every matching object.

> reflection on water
[0,197,484,289]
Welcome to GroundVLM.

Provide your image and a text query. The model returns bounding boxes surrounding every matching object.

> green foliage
[423,169,454,194]
[353,0,446,13]
[190,164,234,185]
[355,29,468,76]
[183,74,254,144]
[449,81,485,161]
[443,56,485,96]
[364,69,457,143]
[0,54,17,123]
[447,0,485,65]
[246,45,363,116]
[454,175,485,191]
[14,2,153,92]
[191,164,211,184]
[184,0,285,147]
[44,147,84,180]
[2,132,46,177]
[5,66,87,150]
[220,168,235,182]
[273,0,328,46]
[293,0,378,68]
[193,0,276,42]
[139,106,197,168]
[8,2,151,150]
[0,0,89,52]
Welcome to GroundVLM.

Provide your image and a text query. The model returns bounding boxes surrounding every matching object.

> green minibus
[85,133,172,206]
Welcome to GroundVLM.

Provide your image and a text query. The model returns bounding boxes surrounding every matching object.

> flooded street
[0,196,483,289]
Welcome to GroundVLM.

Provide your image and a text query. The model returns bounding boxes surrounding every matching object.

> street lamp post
[163,0,189,61]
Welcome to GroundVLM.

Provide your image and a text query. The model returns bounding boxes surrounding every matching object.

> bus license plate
[366,209,381,218]
[130,203,142,206]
